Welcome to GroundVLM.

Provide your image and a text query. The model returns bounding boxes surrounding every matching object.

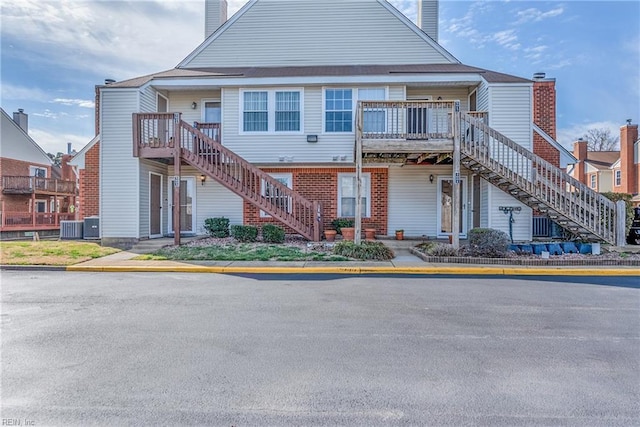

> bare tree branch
[582,128,619,151]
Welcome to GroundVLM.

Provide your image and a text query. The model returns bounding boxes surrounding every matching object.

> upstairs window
[615,170,622,186]
[590,174,597,189]
[241,89,302,133]
[358,88,386,133]
[29,166,47,177]
[325,89,353,133]
[243,91,268,132]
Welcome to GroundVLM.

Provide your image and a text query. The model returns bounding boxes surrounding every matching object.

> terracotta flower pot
[341,227,355,241]
[324,229,337,242]
[364,228,376,240]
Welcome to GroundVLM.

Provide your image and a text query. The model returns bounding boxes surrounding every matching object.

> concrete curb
[1,265,67,272]
[63,264,640,276]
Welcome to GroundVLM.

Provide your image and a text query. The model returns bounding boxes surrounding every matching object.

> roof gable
[179,0,458,68]
[0,108,53,165]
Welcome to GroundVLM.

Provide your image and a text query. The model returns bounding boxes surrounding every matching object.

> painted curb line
[63,265,640,276]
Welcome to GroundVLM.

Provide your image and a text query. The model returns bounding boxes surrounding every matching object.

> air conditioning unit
[60,220,83,240]
[83,216,100,239]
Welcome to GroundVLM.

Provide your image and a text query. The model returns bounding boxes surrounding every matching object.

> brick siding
[78,142,100,218]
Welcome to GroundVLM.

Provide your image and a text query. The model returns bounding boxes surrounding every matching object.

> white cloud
[557,121,621,151]
[0,83,50,101]
[28,128,92,155]
[516,7,564,24]
[52,98,95,109]
[491,29,520,50]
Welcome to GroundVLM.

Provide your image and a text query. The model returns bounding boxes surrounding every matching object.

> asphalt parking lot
[2,271,639,425]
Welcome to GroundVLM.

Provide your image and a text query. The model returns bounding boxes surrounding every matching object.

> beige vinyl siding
[100,89,140,238]
[167,91,222,124]
[140,86,156,113]
[388,166,470,237]
[488,85,532,150]
[475,80,489,112]
[480,179,489,228]
[183,0,453,68]
[0,112,53,164]
[220,85,404,164]
[406,87,470,110]
[139,160,168,238]
[190,167,243,234]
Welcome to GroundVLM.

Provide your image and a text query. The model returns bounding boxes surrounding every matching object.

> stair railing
[458,112,617,243]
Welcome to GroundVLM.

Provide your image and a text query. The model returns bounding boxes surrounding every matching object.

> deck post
[615,200,626,246]
[173,113,181,246]
[354,103,363,244]
[451,101,461,250]
[31,184,36,228]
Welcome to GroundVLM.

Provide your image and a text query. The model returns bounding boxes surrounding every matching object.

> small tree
[582,128,619,151]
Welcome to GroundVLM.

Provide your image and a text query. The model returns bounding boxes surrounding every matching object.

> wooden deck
[2,176,77,196]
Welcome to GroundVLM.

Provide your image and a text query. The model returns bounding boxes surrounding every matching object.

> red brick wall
[533,78,560,167]
[243,167,388,235]
[573,140,589,185]
[619,124,638,194]
[78,142,100,218]
[0,157,51,178]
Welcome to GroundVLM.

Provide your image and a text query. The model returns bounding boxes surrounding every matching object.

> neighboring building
[0,108,77,238]
[571,121,639,204]
[95,0,621,247]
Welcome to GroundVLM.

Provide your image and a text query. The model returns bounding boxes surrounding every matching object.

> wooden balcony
[2,176,77,196]
[0,211,76,231]
[357,100,488,164]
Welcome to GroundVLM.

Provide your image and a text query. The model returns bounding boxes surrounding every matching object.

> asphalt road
[2,272,639,426]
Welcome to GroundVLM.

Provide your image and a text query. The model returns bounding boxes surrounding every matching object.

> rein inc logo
[2,420,35,426]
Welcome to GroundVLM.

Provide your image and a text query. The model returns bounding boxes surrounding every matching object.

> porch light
[200,174,206,185]
[306,134,318,143]
[429,174,434,184]
[191,102,197,110]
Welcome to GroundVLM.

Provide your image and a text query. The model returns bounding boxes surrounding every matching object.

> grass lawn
[0,241,120,266]
[137,243,350,262]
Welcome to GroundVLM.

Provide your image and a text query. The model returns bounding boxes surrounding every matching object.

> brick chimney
[532,72,560,166]
[205,0,228,39]
[620,120,639,194]
[573,138,588,184]
[12,109,28,134]
[418,0,438,42]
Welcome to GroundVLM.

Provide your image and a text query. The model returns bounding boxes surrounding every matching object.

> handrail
[358,100,456,140]
[133,113,321,240]
[1,176,77,195]
[458,112,616,243]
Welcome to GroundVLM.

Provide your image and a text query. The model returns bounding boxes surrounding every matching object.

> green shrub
[230,225,258,242]
[331,218,354,234]
[204,217,230,238]
[418,242,459,257]
[262,224,285,243]
[467,228,510,258]
[333,241,394,260]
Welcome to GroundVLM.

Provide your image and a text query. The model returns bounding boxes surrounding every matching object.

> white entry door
[437,176,468,238]
[168,176,196,235]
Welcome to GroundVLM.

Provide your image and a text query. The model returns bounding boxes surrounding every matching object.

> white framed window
[35,200,47,213]
[243,91,268,132]
[261,173,293,217]
[590,174,597,189]
[325,89,353,133]
[240,89,302,133]
[29,166,47,177]
[615,170,621,186]
[338,173,371,217]
[203,100,221,123]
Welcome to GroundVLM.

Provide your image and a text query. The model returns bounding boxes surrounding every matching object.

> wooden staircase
[457,112,618,243]
[133,113,322,241]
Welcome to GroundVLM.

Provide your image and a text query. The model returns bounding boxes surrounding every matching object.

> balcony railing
[0,211,76,231]
[1,176,77,195]
[358,100,457,140]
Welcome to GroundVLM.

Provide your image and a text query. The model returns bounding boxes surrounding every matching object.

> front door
[437,176,468,238]
[168,176,195,235]
[149,172,162,238]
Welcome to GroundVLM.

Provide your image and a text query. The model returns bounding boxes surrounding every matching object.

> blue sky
[1,0,638,155]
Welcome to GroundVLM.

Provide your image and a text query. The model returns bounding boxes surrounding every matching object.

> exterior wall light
[429,174,434,183]
[191,102,197,110]
[306,135,318,143]
[200,174,206,185]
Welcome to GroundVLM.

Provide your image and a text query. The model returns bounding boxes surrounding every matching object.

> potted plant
[324,229,337,242]
[395,229,404,240]
[341,227,355,241]
[364,228,376,240]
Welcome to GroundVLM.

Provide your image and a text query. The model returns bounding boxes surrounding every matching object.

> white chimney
[13,109,28,134]
[418,0,438,42]
[205,0,228,39]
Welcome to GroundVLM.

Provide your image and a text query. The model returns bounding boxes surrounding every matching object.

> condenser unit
[83,216,100,239]
[60,220,84,240]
